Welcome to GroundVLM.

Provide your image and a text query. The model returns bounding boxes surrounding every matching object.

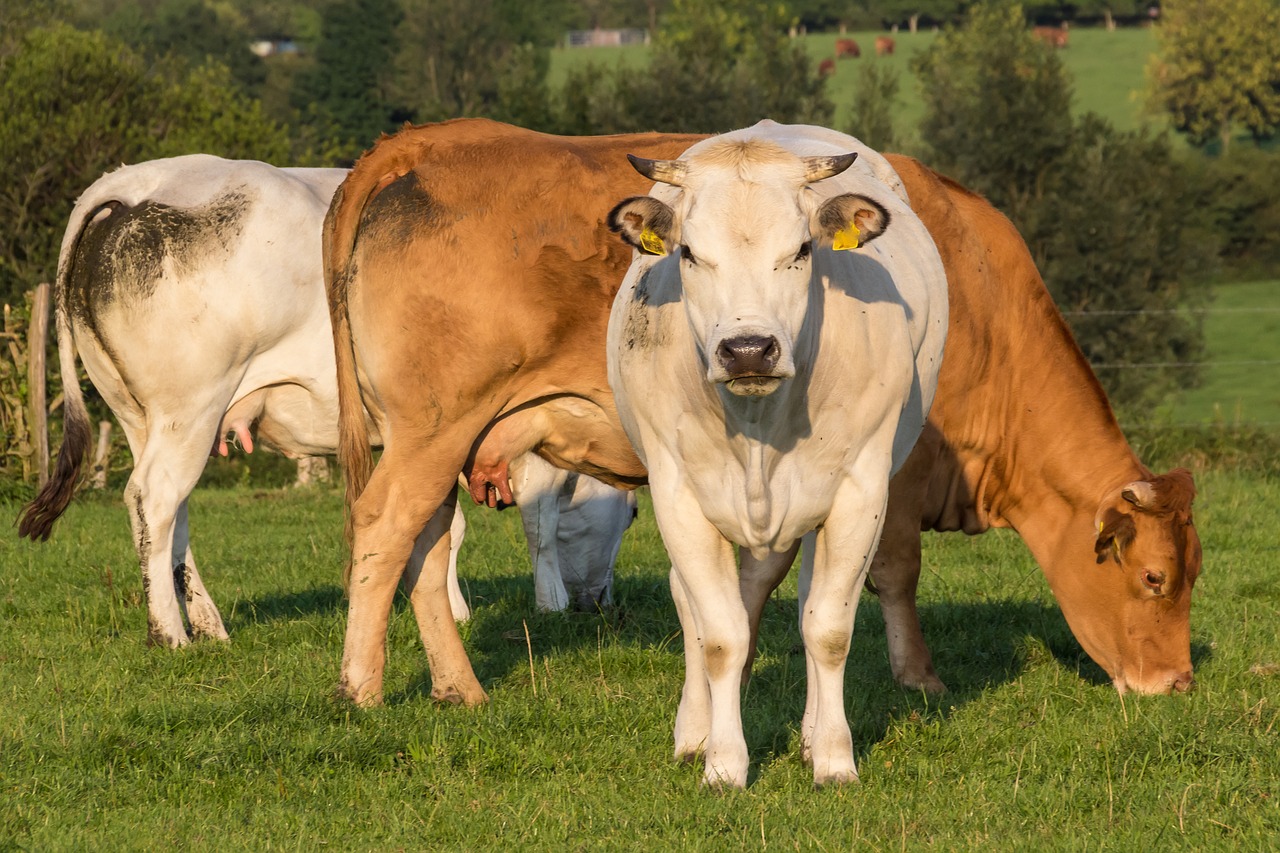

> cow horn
[802,153,858,183]
[627,155,688,187]
[1121,480,1157,509]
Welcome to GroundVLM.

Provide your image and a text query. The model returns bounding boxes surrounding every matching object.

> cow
[15,155,635,648]
[875,35,896,56]
[1033,25,1069,48]
[836,37,861,58]
[818,57,836,77]
[326,119,1199,711]
[606,122,949,788]
[864,154,1198,696]
[326,119,706,708]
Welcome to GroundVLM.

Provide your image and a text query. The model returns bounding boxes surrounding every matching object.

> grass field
[1166,280,1280,428]
[3,466,1277,848]
[550,26,1167,148]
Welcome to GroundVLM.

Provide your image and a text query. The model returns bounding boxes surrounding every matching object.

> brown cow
[1033,25,1069,48]
[836,37,861,58]
[328,120,1198,708]
[818,57,836,76]
[865,155,1198,696]
[326,119,703,707]
[875,35,896,56]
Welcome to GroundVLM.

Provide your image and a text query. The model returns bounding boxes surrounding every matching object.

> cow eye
[1141,569,1166,592]
[794,242,812,262]
[680,245,697,265]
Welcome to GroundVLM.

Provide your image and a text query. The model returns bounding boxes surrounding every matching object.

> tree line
[1,0,1279,484]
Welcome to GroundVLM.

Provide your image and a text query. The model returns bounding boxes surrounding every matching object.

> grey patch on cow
[360,171,444,247]
[66,192,250,337]
[173,562,189,603]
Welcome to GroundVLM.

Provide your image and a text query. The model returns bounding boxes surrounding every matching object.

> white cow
[607,123,948,788]
[17,155,634,647]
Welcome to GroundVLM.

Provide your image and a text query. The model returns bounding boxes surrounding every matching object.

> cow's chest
[669,403,869,553]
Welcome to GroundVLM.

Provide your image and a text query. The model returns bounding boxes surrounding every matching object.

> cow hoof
[813,768,860,789]
[146,624,190,648]
[896,671,947,695]
[431,684,489,707]
[336,679,383,708]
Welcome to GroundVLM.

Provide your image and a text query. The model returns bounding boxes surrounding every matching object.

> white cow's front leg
[798,483,891,787]
[651,489,750,789]
[670,566,709,762]
[172,500,228,640]
[443,504,471,622]
[511,454,571,612]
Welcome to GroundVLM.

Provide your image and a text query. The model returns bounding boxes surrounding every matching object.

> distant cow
[326,119,705,708]
[818,57,836,76]
[836,37,860,58]
[875,35,895,55]
[1033,25,1069,48]
[16,155,636,648]
[607,122,948,788]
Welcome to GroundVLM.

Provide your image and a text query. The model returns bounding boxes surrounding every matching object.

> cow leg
[341,442,486,708]
[652,480,749,789]
[172,500,229,640]
[669,566,710,763]
[870,505,945,694]
[123,418,223,648]
[510,454,572,612]
[798,479,892,787]
[738,542,801,684]
[875,435,946,693]
[404,497,471,623]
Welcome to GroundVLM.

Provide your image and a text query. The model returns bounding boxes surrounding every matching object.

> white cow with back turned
[607,122,948,788]
[17,155,634,647]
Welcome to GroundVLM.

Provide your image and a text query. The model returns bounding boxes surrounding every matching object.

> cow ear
[814,193,890,251]
[608,196,676,257]
[1094,508,1136,565]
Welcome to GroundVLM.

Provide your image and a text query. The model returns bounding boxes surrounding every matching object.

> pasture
[3,466,1277,848]
[550,26,1166,145]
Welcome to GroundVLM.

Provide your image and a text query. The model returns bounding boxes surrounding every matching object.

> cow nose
[716,335,781,377]
[1171,670,1195,694]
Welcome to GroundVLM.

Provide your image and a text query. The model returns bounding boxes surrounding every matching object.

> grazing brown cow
[1033,25,1069,48]
[866,155,1198,696]
[875,35,896,55]
[818,57,836,76]
[836,37,861,58]
[326,119,703,707]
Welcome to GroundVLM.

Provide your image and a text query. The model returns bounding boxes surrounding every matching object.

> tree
[556,0,832,135]
[912,1,1073,224]
[292,0,404,154]
[845,63,900,151]
[0,24,305,308]
[913,2,1212,416]
[1147,0,1280,152]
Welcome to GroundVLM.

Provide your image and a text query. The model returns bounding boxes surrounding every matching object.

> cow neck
[954,273,1149,559]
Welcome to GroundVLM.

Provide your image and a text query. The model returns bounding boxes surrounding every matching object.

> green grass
[3,468,1277,848]
[1167,280,1280,428]
[550,26,1169,148]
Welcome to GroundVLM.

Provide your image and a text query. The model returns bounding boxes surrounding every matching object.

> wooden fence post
[28,283,50,487]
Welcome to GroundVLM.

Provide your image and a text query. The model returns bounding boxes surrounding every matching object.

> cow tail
[17,243,93,541]
[324,179,375,569]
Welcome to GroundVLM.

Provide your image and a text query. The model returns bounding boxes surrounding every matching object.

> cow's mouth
[724,375,784,397]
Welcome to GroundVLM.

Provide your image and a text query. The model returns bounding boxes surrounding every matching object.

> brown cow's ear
[608,196,676,256]
[814,193,890,251]
[1094,509,1136,565]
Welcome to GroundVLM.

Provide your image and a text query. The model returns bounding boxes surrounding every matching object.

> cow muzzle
[714,334,791,396]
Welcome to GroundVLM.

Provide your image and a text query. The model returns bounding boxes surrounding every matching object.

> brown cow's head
[1066,468,1200,695]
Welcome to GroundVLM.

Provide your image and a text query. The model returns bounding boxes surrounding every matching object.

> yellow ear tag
[832,222,861,251]
[639,228,666,256]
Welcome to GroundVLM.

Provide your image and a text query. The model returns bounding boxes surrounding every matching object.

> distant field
[550,26,1167,147]
[1166,280,1280,428]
